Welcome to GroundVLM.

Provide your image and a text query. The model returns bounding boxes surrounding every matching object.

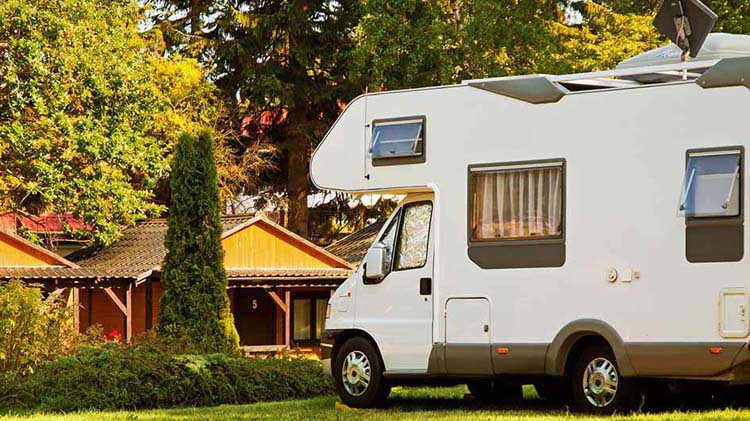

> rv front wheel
[571,343,635,413]
[333,336,391,408]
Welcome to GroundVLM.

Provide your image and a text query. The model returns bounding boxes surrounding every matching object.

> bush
[0,281,78,374]
[4,342,333,412]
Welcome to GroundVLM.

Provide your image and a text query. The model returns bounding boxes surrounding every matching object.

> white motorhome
[315,32,750,413]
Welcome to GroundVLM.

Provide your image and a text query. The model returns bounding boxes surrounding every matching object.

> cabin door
[355,198,434,372]
[233,288,275,346]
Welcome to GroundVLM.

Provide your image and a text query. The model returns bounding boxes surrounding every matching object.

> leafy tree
[156,130,240,354]
[352,0,561,89]
[596,0,750,35]
[153,0,362,237]
[0,1,203,244]
[352,0,663,89]
[547,2,663,74]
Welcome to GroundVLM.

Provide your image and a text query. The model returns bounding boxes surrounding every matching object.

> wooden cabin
[1,215,354,355]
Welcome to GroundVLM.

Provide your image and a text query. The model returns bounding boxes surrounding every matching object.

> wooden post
[70,288,80,333]
[125,283,133,342]
[285,289,291,347]
[87,289,93,331]
[145,279,153,331]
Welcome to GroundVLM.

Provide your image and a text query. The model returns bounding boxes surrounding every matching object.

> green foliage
[547,2,663,74]
[0,0,223,245]
[156,131,239,354]
[352,0,561,89]
[2,342,333,412]
[153,0,363,236]
[0,281,77,375]
[597,0,750,35]
[352,0,665,89]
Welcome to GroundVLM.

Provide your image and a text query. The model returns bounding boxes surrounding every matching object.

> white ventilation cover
[617,33,750,70]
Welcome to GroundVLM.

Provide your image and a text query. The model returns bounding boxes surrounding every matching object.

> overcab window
[468,160,566,269]
[370,117,426,166]
[681,147,744,263]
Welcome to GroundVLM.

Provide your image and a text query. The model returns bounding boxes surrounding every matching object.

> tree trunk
[287,144,309,238]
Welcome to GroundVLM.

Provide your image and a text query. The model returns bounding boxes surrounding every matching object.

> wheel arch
[332,328,388,371]
[545,319,635,377]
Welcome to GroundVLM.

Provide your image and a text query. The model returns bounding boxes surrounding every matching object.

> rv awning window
[680,150,741,218]
[371,119,424,160]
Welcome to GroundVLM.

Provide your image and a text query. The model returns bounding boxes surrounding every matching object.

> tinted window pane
[371,121,423,159]
[396,203,432,270]
[681,153,740,218]
[293,299,311,340]
[315,299,327,340]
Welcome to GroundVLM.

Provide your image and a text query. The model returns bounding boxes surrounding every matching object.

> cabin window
[292,297,329,342]
[682,147,744,263]
[468,160,566,269]
[680,151,741,218]
[394,202,433,270]
[370,117,426,166]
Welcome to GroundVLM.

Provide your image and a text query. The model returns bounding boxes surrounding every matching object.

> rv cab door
[355,195,435,373]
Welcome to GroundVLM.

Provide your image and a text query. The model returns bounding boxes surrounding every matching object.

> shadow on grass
[373,385,750,418]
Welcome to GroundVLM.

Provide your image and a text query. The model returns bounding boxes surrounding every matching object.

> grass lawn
[4,386,750,421]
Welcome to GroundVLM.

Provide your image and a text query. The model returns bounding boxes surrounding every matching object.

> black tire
[570,343,636,414]
[467,380,523,403]
[333,336,391,408]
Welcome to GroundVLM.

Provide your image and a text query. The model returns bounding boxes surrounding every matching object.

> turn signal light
[709,347,722,355]
[496,347,509,355]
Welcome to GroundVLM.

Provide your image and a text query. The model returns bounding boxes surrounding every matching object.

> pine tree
[156,130,240,354]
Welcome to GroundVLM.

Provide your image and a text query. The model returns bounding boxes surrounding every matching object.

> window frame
[392,201,434,272]
[683,146,745,263]
[378,209,402,278]
[467,158,567,269]
[290,293,330,345]
[370,115,427,167]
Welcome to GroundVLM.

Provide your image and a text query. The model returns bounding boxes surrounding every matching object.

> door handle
[419,277,432,295]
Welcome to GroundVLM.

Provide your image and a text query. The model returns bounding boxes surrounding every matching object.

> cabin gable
[221,218,352,270]
[0,230,76,268]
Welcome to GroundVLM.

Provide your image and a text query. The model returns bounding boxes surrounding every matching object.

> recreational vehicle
[315,6,750,413]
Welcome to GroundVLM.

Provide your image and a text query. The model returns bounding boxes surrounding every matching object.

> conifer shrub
[156,130,240,354]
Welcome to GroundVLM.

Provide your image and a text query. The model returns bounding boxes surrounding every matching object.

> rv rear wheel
[333,336,391,408]
[570,344,635,413]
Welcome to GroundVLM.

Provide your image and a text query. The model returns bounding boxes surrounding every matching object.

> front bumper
[322,353,332,377]
[320,329,340,378]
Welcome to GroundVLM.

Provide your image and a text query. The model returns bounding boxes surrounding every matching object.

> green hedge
[1,343,333,412]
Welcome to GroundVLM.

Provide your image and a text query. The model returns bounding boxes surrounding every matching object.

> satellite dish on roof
[654,0,717,61]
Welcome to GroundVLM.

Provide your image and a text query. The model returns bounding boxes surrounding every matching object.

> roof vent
[616,33,750,82]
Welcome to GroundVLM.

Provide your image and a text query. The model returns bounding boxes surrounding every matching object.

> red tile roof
[0,212,91,234]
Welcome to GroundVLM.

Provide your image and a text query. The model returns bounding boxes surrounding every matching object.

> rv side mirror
[364,242,387,284]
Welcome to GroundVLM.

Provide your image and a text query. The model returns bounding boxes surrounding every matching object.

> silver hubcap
[342,351,371,397]
[583,357,619,408]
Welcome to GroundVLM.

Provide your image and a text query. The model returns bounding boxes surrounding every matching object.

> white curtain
[473,167,562,240]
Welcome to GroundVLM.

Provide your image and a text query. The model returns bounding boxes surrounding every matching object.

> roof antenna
[654,0,717,80]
